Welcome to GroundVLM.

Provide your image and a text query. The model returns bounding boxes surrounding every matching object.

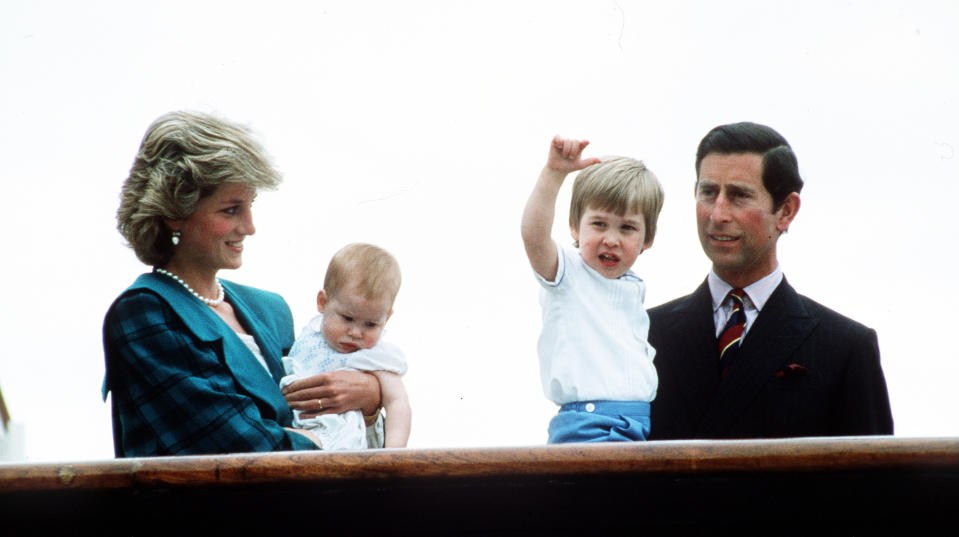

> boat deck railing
[2,436,958,535]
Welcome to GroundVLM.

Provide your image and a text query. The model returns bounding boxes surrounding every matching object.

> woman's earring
[171,231,181,246]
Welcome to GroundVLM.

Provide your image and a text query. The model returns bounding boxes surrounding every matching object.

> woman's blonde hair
[117,111,281,266]
[569,157,664,245]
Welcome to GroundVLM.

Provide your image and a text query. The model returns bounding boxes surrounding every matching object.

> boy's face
[317,285,393,353]
[571,206,649,279]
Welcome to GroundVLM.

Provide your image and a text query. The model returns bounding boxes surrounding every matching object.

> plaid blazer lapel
[222,280,288,382]
[134,274,291,422]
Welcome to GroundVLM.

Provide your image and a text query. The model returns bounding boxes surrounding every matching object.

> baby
[521,135,664,443]
[281,243,411,449]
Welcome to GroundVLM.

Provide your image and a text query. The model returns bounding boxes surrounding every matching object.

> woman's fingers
[282,373,331,398]
[283,374,339,416]
[282,371,380,417]
[291,392,346,417]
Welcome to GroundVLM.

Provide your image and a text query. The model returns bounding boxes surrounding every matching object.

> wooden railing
[2,437,958,535]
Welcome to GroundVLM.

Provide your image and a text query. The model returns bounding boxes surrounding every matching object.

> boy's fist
[546,135,602,173]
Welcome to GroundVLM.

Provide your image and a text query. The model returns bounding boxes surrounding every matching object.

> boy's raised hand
[522,135,602,282]
[545,135,602,174]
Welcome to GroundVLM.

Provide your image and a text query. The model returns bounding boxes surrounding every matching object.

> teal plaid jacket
[102,272,317,457]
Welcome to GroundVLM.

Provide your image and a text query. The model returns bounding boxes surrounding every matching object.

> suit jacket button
[585,403,596,413]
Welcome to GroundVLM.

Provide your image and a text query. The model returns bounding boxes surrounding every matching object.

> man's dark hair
[695,122,803,210]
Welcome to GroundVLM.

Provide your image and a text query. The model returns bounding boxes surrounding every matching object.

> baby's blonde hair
[569,157,664,244]
[324,243,402,305]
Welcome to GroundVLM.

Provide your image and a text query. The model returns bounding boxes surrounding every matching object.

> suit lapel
[660,281,722,418]
[698,278,819,436]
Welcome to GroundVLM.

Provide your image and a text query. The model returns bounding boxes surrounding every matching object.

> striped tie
[718,288,746,376]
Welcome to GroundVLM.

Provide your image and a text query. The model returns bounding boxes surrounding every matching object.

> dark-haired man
[648,122,893,439]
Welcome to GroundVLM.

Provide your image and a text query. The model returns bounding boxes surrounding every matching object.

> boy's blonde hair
[324,243,402,305]
[568,157,664,244]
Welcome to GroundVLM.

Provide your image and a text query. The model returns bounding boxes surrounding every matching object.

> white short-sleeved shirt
[280,313,406,450]
[535,245,657,405]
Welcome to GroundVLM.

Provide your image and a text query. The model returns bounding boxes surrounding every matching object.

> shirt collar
[708,266,783,313]
[308,312,325,333]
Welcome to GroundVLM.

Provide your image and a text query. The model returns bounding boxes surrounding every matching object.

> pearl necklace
[155,268,225,306]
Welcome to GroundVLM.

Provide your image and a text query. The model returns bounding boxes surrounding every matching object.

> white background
[1,1,956,462]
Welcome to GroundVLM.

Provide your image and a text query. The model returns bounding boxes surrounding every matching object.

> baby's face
[317,287,393,353]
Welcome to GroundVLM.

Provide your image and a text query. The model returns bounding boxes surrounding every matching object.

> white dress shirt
[708,266,784,339]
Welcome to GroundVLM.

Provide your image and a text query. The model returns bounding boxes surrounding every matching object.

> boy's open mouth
[599,254,620,266]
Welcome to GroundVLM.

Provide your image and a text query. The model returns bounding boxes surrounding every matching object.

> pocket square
[775,364,809,378]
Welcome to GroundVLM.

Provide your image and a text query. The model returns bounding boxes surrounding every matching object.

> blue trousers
[547,400,651,444]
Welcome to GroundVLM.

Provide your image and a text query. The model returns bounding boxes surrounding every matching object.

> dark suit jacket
[648,277,893,439]
[102,273,317,456]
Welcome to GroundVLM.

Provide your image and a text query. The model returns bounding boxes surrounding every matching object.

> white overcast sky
[1,1,957,462]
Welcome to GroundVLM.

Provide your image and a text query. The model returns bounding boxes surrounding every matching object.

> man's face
[695,152,799,288]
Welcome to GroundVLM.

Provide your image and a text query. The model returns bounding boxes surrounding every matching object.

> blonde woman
[103,111,380,456]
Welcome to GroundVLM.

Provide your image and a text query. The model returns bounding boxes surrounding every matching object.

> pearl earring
[171,231,181,246]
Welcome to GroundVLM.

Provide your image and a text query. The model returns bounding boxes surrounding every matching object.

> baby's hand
[545,135,602,174]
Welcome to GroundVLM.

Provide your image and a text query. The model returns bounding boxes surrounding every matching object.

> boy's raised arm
[521,135,601,281]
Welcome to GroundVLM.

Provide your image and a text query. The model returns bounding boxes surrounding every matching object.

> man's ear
[776,192,801,233]
[316,289,327,313]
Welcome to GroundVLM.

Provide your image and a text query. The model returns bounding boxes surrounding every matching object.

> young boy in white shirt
[521,136,664,443]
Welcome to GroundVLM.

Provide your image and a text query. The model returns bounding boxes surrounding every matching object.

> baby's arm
[521,135,601,281]
[371,370,411,448]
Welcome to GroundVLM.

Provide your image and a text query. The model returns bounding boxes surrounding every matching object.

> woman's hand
[283,370,382,418]
[285,427,323,448]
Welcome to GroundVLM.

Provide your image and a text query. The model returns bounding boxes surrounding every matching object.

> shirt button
[585,403,595,413]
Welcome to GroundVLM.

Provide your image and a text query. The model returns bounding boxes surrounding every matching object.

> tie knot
[728,288,745,306]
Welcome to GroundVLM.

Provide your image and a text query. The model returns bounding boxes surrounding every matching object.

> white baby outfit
[280,313,407,450]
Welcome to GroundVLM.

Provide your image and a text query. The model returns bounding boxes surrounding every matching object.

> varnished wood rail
[2,437,958,535]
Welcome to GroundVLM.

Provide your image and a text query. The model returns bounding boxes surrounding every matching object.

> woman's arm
[285,427,323,448]
[104,291,316,456]
[282,370,383,419]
